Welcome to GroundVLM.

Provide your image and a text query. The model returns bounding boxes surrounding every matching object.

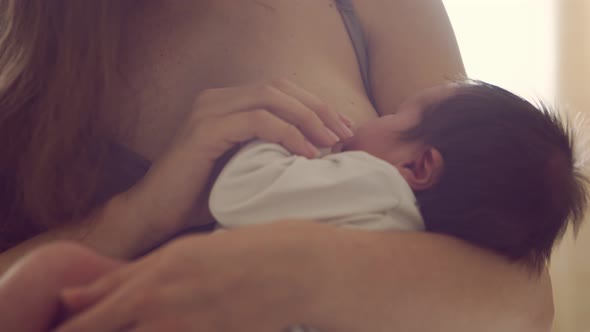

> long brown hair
[0,0,123,250]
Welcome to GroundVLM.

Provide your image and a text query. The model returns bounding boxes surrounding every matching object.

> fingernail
[324,128,340,144]
[305,141,320,158]
[339,113,354,128]
[337,122,354,138]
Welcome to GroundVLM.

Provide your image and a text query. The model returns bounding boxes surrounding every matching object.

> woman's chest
[109,0,377,160]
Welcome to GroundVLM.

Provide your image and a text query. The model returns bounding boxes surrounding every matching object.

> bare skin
[0,0,553,331]
[110,0,379,159]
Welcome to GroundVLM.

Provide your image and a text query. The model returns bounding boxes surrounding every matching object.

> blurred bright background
[442,1,590,331]
[444,0,556,103]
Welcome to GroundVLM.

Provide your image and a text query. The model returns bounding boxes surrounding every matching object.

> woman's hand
[117,79,354,252]
[181,78,355,162]
[0,79,354,270]
[55,221,327,332]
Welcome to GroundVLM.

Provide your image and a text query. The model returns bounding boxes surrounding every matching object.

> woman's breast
[109,0,377,161]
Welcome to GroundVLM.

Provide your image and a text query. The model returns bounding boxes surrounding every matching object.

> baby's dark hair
[401,80,588,271]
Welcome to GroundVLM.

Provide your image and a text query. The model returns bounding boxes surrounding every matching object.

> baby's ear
[399,147,444,190]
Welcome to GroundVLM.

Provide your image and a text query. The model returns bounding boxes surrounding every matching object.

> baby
[211,79,588,271]
[0,80,586,332]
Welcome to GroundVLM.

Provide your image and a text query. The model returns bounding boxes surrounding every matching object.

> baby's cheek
[363,140,394,161]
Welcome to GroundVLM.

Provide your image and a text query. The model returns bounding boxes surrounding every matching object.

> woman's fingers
[60,263,136,317]
[246,109,321,157]
[55,293,138,332]
[271,79,354,139]
[244,80,341,147]
[207,109,320,158]
[193,80,352,148]
[338,113,354,128]
[53,223,320,332]
[56,263,150,332]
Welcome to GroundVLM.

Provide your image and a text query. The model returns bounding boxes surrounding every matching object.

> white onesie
[209,140,424,232]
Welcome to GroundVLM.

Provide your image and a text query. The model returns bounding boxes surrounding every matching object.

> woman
[0,0,553,331]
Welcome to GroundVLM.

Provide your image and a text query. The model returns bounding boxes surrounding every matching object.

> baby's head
[344,80,588,270]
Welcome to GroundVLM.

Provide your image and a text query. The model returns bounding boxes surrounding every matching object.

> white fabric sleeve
[209,140,423,230]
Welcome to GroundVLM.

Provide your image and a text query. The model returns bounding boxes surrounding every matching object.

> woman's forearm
[47,220,552,332]
[0,195,137,275]
[299,227,553,332]
[0,135,222,274]
[1,80,354,276]
[0,154,218,275]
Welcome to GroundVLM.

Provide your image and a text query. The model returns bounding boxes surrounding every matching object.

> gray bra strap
[334,0,376,107]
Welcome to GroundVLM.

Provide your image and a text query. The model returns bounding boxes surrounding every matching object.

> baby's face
[340,84,456,167]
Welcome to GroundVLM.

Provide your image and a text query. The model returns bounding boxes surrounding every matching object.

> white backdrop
[443,0,556,103]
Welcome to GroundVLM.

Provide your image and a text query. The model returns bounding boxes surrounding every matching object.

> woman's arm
[0,146,219,275]
[54,221,552,332]
[0,138,219,275]
[0,195,141,275]
[0,80,352,274]
[304,228,553,332]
